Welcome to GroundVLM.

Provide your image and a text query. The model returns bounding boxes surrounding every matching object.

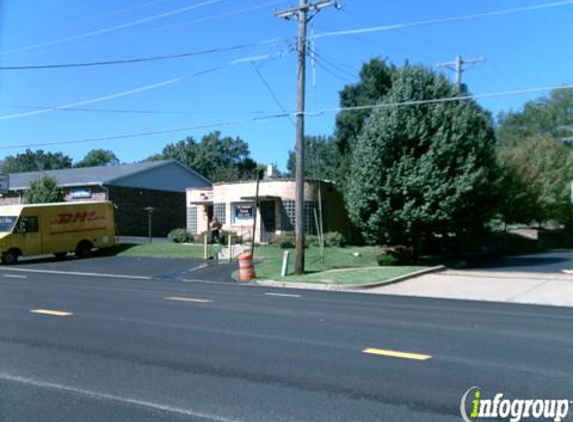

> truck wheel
[54,253,67,261]
[2,250,19,265]
[75,241,93,259]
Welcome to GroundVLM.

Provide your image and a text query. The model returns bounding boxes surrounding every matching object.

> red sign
[53,211,98,224]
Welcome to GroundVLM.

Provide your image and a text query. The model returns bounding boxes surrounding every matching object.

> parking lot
[11,253,238,283]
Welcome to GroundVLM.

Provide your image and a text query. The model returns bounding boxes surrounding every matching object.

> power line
[10,0,96,18]
[0,39,283,70]
[2,84,571,150]
[252,62,296,127]
[310,47,358,77]
[311,52,354,83]
[0,104,270,116]
[310,0,573,41]
[0,0,228,57]
[342,5,481,58]
[0,50,291,121]
[0,113,292,150]
[7,1,292,62]
[305,85,573,116]
[13,0,175,39]
[132,0,290,38]
[308,46,356,81]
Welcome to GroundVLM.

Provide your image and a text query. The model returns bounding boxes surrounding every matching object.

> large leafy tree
[497,89,573,147]
[150,131,259,182]
[24,176,65,204]
[334,58,399,181]
[0,149,72,173]
[346,64,498,248]
[75,149,119,168]
[286,135,338,180]
[497,136,573,226]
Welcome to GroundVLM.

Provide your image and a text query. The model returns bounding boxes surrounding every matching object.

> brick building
[0,160,211,236]
[186,178,353,243]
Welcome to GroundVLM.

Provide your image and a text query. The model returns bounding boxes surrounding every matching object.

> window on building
[280,200,317,234]
[281,200,295,231]
[213,203,226,225]
[187,206,198,235]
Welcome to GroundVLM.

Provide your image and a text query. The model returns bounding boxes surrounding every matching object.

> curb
[343,265,447,289]
[251,265,447,292]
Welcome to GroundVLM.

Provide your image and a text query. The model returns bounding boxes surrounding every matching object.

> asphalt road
[467,249,573,273]
[0,260,572,421]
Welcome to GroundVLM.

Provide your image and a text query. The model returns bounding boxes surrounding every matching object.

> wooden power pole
[274,0,338,275]
[438,55,485,90]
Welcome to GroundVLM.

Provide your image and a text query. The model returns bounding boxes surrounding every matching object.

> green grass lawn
[111,243,427,286]
[281,266,427,285]
[250,246,427,285]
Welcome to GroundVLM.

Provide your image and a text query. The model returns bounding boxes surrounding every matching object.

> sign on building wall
[0,174,9,194]
[70,188,92,199]
[233,203,254,225]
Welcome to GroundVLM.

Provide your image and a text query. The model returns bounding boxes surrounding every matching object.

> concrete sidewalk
[369,269,573,307]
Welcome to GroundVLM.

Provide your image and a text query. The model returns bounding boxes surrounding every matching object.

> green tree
[0,149,72,173]
[334,58,399,181]
[346,64,498,248]
[24,176,65,204]
[150,131,259,181]
[75,149,119,168]
[286,135,338,179]
[497,89,573,147]
[497,136,573,226]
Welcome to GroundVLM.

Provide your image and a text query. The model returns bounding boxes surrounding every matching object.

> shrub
[221,230,242,244]
[382,245,415,265]
[324,231,345,247]
[269,232,295,248]
[377,253,399,266]
[196,230,242,244]
[168,228,193,243]
[306,234,320,247]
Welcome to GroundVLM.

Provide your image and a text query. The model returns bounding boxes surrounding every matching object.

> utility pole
[438,55,485,90]
[274,0,338,275]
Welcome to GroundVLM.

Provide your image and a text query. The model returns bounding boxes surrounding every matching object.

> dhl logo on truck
[51,211,103,224]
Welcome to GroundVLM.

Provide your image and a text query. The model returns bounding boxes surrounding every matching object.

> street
[0,259,572,421]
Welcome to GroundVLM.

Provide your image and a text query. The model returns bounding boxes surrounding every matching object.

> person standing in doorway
[210,216,222,244]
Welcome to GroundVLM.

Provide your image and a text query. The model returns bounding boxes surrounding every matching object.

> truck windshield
[0,216,17,233]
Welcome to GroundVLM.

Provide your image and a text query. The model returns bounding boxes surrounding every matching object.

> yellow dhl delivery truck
[0,201,116,264]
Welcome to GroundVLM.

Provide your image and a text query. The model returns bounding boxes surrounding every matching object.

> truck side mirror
[19,221,27,235]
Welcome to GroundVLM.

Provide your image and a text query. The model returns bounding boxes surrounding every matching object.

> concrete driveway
[370,250,573,308]
[371,269,573,307]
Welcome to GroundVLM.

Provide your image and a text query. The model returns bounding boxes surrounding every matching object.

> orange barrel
[238,252,256,280]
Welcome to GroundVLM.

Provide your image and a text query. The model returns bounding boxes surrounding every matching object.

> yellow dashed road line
[363,348,432,361]
[30,309,74,317]
[164,297,213,303]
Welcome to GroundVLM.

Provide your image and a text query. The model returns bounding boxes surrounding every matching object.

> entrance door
[260,201,276,243]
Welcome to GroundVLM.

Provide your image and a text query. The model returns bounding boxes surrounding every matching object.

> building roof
[7,160,211,191]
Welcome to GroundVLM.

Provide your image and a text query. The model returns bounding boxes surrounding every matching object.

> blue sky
[0,0,571,170]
